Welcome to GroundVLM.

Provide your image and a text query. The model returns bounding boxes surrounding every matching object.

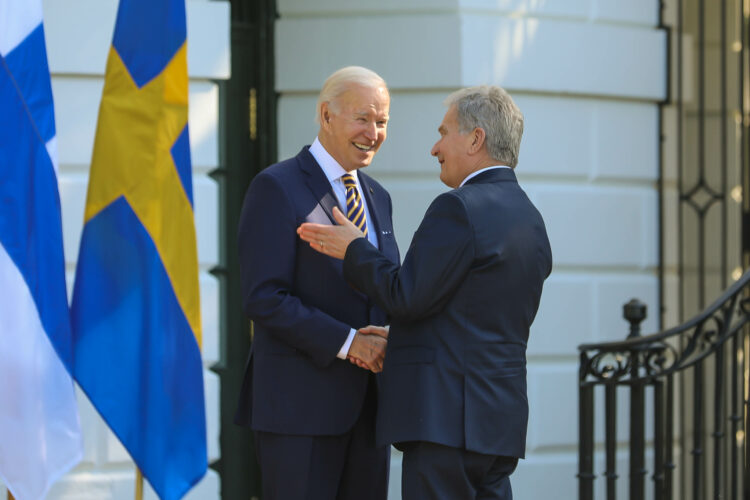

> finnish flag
[0,1,83,498]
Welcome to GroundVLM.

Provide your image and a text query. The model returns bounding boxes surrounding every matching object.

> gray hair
[445,85,524,168]
[315,66,388,123]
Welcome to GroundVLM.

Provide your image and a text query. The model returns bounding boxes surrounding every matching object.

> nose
[364,121,377,141]
[430,142,439,157]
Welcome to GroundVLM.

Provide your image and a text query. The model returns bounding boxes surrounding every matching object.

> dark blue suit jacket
[343,168,552,458]
[235,147,400,436]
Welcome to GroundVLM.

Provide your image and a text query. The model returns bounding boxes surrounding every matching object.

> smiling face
[431,105,474,188]
[319,84,390,172]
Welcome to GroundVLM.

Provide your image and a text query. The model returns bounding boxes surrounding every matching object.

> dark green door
[212,0,276,497]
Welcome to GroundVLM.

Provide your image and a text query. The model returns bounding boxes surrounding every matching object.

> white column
[276,1,665,498]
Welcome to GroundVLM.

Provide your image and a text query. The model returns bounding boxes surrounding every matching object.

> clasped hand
[347,325,389,373]
[298,209,387,372]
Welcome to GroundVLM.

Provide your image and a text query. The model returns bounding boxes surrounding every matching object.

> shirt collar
[459,165,511,187]
[309,137,358,184]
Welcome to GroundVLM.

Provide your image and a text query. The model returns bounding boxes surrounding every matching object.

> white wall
[276,0,665,498]
[0,1,229,498]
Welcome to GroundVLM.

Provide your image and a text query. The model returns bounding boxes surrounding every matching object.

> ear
[320,102,332,128]
[467,127,486,155]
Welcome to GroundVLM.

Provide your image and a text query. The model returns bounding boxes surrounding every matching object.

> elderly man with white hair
[235,66,400,500]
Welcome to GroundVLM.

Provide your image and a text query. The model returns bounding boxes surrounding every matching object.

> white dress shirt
[309,137,379,359]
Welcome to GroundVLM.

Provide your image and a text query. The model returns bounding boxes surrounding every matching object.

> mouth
[353,142,375,152]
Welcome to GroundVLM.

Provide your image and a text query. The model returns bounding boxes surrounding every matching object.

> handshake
[347,325,389,373]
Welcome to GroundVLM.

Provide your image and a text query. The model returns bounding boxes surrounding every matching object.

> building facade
[6,0,724,498]
[274,1,665,496]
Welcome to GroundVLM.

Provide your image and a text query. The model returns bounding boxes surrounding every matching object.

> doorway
[212,0,277,497]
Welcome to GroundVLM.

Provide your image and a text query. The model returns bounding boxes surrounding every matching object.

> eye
[356,117,367,123]
[377,120,387,127]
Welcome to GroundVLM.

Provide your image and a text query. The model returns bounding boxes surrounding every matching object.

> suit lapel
[358,173,384,250]
[297,147,338,224]
[297,147,388,249]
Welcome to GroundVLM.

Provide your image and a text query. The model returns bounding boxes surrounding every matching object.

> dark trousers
[254,380,389,500]
[401,441,517,500]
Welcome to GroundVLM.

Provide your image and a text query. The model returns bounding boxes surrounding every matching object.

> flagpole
[135,468,143,500]
[8,491,14,500]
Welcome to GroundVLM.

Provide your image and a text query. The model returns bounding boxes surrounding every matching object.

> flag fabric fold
[0,1,83,498]
[70,0,207,498]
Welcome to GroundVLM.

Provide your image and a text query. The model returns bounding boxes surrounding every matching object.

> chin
[439,175,455,188]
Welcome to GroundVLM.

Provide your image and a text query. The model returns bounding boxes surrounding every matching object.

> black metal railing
[578,270,750,500]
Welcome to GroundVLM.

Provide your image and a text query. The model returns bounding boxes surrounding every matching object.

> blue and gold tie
[341,173,368,236]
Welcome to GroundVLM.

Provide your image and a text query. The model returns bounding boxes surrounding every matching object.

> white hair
[315,66,388,123]
[445,85,524,168]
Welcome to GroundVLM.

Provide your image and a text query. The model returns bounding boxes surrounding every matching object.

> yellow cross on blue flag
[70,0,207,498]
[0,1,83,499]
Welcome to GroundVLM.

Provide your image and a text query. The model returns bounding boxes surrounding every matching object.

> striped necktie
[341,173,368,236]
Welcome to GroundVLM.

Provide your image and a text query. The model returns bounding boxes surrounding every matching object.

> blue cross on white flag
[0,1,83,499]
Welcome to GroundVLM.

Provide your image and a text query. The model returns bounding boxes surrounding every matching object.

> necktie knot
[341,173,357,190]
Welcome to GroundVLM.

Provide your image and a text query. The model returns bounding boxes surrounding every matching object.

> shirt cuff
[337,328,357,359]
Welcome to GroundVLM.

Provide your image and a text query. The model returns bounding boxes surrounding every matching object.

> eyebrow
[354,111,390,121]
[438,125,447,134]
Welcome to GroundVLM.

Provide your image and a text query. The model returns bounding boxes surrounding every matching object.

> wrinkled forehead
[336,84,389,109]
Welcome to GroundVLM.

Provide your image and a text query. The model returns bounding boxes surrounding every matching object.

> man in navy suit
[235,66,400,500]
[298,85,552,499]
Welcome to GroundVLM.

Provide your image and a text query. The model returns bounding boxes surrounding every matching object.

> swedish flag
[70,0,207,498]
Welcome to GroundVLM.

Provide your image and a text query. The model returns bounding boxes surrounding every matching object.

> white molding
[459,15,665,99]
[278,0,658,27]
[277,14,665,99]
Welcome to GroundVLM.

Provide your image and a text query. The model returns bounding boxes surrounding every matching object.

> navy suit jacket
[234,147,400,436]
[343,168,552,458]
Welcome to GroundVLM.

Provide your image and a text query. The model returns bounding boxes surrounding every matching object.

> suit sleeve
[238,172,350,367]
[343,191,473,321]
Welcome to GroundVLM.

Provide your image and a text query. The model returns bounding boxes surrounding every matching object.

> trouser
[254,380,389,500]
[401,440,518,500]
